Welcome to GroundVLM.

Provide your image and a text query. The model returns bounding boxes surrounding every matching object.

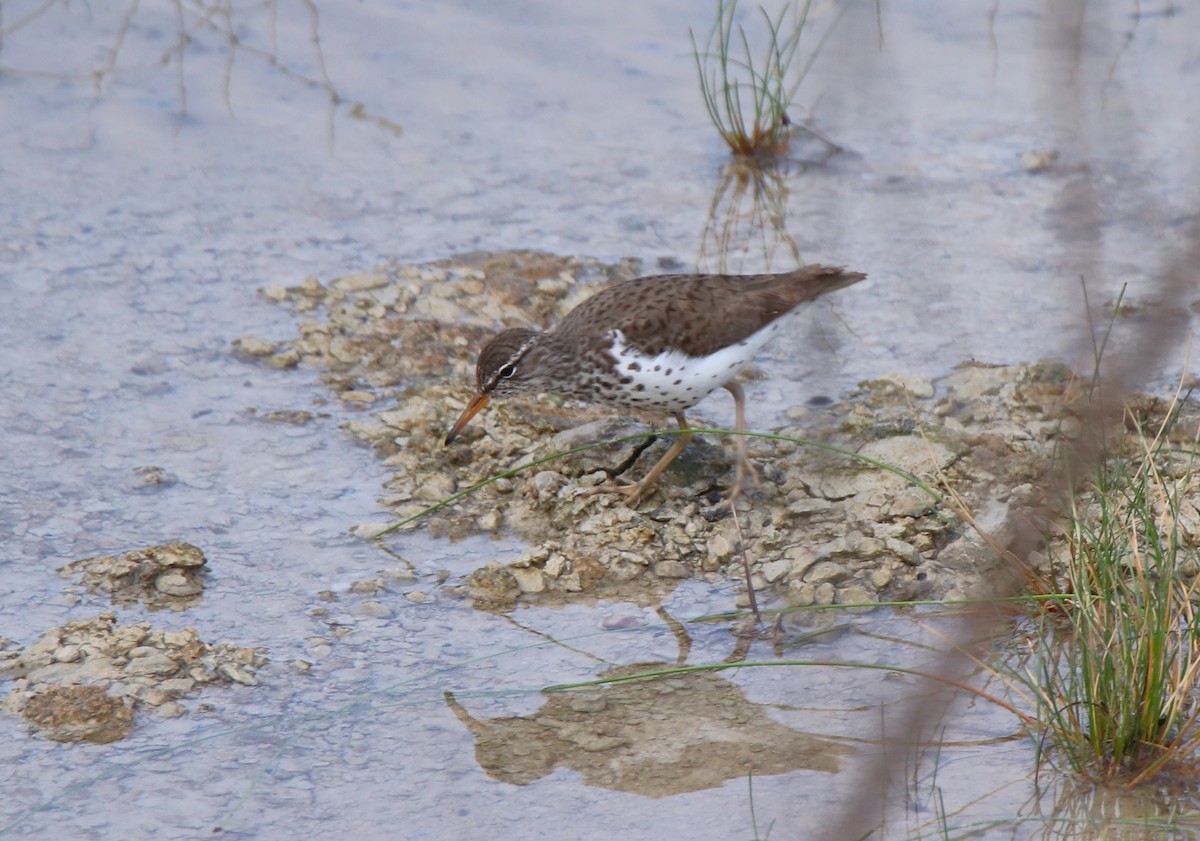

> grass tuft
[689,0,839,161]
[1023,402,1200,785]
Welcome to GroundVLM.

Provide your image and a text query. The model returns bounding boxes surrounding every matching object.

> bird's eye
[499,364,517,378]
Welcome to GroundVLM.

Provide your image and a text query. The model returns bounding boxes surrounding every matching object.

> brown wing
[555,265,865,358]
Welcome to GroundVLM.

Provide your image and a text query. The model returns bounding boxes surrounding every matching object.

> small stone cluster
[1,611,265,743]
[59,540,208,610]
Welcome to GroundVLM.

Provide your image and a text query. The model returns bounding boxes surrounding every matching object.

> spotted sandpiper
[445,265,866,504]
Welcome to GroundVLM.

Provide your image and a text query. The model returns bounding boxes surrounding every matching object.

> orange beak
[444,392,491,445]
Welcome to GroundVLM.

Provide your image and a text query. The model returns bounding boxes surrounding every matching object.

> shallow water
[2,0,1198,838]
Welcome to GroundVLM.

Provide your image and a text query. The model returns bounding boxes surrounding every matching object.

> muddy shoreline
[8,250,1193,746]
[238,251,1192,613]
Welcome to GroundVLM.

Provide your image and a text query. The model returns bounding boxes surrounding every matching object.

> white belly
[603,320,787,413]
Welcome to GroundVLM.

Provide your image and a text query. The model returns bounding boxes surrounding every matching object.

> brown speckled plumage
[469,265,864,409]
[554,265,861,359]
[445,263,866,502]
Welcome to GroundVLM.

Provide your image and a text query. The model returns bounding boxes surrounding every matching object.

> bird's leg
[722,381,758,502]
[585,412,694,506]
[720,404,765,627]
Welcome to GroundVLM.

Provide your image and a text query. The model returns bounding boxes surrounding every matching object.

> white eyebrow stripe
[484,338,539,391]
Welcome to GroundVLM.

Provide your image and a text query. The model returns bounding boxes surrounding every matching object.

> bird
[444,264,866,504]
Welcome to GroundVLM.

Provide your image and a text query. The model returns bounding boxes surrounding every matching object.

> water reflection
[446,660,853,797]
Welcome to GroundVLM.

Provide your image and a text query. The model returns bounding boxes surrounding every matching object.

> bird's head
[444,328,542,445]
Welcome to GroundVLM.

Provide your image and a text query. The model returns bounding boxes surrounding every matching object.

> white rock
[510,567,546,593]
[760,560,791,583]
[332,271,390,291]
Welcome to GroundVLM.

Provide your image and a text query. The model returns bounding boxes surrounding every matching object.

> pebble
[1018,148,1058,172]
[233,336,278,357]
[838,584,876,607]
[707,535,733,561]
[805,562,847,585]
[511,567,546,593]
[349,522,393,540]
[653,560,689,579]
[543,554,566,578]
[759,559,791,583]
[352,600,393,619]
[53,645,81,663]
[154,570,203,596]
[333,271,390,291]
[125,650,179,676]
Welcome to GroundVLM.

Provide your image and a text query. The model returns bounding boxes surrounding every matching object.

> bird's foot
[734,449,761,488]
[716,455,760,505]
[583,479,654,507]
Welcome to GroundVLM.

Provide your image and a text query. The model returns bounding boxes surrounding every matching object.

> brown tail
[735,264,865,318]
[775,264,867,305]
